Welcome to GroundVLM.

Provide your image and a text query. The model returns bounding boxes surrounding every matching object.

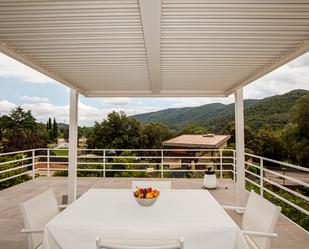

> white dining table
[43,189,249,249]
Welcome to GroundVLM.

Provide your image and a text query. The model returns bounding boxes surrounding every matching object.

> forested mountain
[133,89,308,132]
[58,123,69,129]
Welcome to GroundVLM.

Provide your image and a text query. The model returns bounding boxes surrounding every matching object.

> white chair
[96,236,184,249]
[131,180,172,190]
[19,188,67,249]
[222,190,281,249]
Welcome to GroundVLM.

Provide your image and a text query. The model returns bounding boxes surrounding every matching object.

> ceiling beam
[226,40,309,95]
[85,90,226,97]
[0,40,87,95]
[139,0,161,94]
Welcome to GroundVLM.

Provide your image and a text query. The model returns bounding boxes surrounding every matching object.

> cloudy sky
[0,52,308,126]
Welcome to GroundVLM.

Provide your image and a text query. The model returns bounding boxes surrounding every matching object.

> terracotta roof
[163,134,230,149]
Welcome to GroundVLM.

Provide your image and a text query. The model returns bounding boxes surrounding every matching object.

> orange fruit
[146,192,154,199]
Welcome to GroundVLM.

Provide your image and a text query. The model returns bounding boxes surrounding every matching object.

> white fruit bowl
[134,196,159,207]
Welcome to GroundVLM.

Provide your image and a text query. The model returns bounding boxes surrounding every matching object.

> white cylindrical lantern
[203,167,217,189]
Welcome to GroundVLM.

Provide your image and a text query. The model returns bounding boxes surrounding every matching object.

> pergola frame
[1,0,309,205]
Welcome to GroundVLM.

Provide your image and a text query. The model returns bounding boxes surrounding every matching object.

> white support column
[219,149,223,179]
[161,150,164,178]
[47,149,50,177]
[235,88,246,206]
[68,89,79,204]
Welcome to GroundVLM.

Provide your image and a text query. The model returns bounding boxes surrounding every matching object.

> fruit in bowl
[133,187,160,206]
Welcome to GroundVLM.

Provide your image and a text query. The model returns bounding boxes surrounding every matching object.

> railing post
[161,150,164,178]
[47,149,50,177]
[220,149,223,179]
[260,158,264,196]
[103,149,106,178]
[233,150,236,182]
[282,167,286,186]
[32,150,35,179]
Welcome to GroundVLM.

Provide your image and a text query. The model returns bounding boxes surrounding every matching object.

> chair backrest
[96,236,184,249]
[131,181,172,190]
[242,190,281,249]
[19,188,60,249]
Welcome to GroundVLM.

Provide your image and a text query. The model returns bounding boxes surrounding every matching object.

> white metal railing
[0,148,235,183]
[0,149,35,183]
[244,153,309,216]
[35,148,235,179]
[0,148,308,218]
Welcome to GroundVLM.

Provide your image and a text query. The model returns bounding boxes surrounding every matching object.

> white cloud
[78,102,108,124]
[0,100,16,114]
[0,53,55,84]
[244,52,309,99]
[0,97,167,126]
[20,102,69,123]
[21,96,49,103]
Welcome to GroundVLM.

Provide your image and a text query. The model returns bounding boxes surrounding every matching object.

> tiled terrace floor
[0,177,308,249]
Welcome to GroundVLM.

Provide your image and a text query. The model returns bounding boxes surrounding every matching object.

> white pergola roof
[0,0,309,97]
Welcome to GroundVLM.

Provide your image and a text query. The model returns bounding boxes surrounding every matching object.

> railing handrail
[11,148,235,152]
[0,149,35,157]
[245,152,308,172]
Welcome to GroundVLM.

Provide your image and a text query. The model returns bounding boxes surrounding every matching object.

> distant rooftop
[163,134,231,149]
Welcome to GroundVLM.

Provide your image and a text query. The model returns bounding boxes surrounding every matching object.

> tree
[250,125,285,160]
[62,127,69,141]
[45,117,59,143]
[46,117,54,143]
[3,107,46,152]
[178,123,208,135]
[47,117,52,130]
[0,115,11,140]
[53,117,58,140]
[290,93,309,139]
[87,111,144,149]
[282,93,309,167]
[222,122,256,152]
[141,122,172,148]
[87,112,173,150]
[8,107,37,134]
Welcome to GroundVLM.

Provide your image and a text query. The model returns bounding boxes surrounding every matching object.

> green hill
[132,89,308,132]
[58,123,69,129]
